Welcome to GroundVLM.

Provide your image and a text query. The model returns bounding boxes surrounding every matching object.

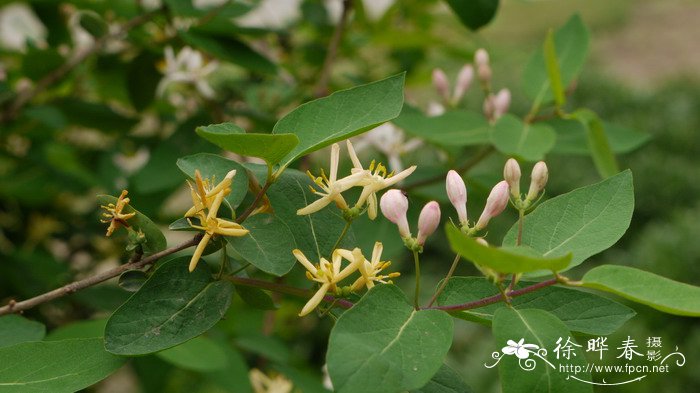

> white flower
[157,46,218,99]
[235,0,303,29]
[293,248,359,316]
[0,3,47,52]
[502,338,539,360]
[352,123,421,172]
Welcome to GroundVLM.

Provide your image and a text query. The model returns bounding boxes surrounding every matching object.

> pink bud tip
[475,180,510,230]
[526,161,549,201]
[452,64,474,103]
[380,189,411,238]
[474,48,490,67]
[445,170,468,225]
[503,158,521,198]
[417,201,441,245]
[432,68,450,102]
[493,88,511,119]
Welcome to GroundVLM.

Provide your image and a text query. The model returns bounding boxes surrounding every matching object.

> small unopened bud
[526,161,549,201]
[475,181,510,230]
[503,158,521,199]
[445,170,468,225]
[380,189,411,238]
[432,68,450,103]
[477,63,492,84]
[417,201,441,246]
[452,64,474,103]
[493,88,511,119]
[475,237,488,246]
[474,48,489,67]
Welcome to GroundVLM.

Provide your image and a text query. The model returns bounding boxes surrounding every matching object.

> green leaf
[104,257,234,355]
[236,286,277,310]
[0,315,45,348]
[503,170,634,274]
[523,14,590,108]
[490,114,556,161]
[97,194,167,255]
[437,277,635,336]
[444,0,499,31]
[53,98,138,134]
[412,363,473,393]
[22,48,64,81]
[180,30,276,74]
[127,51,160,111]
[273,73,405,169]
[118,270,148,292]
[205,340,253,392]
[227,214,297,276]
[548,119,650,155]
[249,166,353,261]
[45,319,108,341]
[446,226,571,274]
[581,265,700,317]
[195,123,299,166]
[492,308,592,393]
[78,11,108,38]
[571,109,619,178]
[156,336,228,372]
[0,338,126,393]
[393,109,490,147]
[327,285,453,393]
[177,152,250,209]
[543,29,565,107]
[235,334,291,364]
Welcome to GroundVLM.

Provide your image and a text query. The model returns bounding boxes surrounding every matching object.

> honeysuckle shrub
[0,1,698,393]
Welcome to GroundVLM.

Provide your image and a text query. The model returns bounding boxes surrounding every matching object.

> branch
[427,278,558,312]
[0,9,162,123]
[404,146,494,191]
[313,0,354,97]
[0,235,201,316]
[225,276,354,309]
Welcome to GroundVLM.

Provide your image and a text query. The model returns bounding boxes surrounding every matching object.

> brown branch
[404,146,495,191]
[0,235,201,316]
[0,9,162,123]
[313,0,354,98]
[427,278,558,312]
[224,276,354,309]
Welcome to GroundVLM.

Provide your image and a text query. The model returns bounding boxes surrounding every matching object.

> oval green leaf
[412,363,473,393]
[156,336,228,372]
[393,109,490,148]
[490,114,556,161]
[0,315,45,348]
[503,170,634,275]
[445,0,499,31]
[226,214,297,276]
[195,123,299,166]
[581,265,700,317]
[273,73,405,169]
[96,194,167,255]
[104,257,234,355]
[327,285,453,393]
[447,226,571,274]
[0,338,125,393]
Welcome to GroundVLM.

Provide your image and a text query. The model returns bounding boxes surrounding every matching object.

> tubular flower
[249,368,293,393]
[293,248,359,316]
[297,143,366,216]
[346,140,416,219]
[346,242,400,291]
[101,190,137,236]
[186,170,248,272]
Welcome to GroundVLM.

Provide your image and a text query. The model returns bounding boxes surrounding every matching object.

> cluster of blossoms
[503,158,549,210]
[293,242,398,316]
[185,169,249,272]
[380,190,442,252]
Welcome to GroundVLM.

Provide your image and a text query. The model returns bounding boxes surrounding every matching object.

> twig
[224,276,354,309]
[0,9,162,123]
[236,178,272,223]
[0,235,201,316]
[426,254,460,307]
[427,278,558,312]
[404,146,495,191]
[313,0,353,97]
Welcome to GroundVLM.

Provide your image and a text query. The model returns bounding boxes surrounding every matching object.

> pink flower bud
[452,64,474,103]
[380,189,411,238]
[432,68,450,103]
[475,181,510,230]
[526,161,549,201]
[417,201,441,245]
[493,88,511,119]
[474,48,489,67]
[445,170,467,225]
[476,237,488,246]
[477,63,492,84]
[503,158,521,198]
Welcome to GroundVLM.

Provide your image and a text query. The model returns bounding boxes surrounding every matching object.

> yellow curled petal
[299,283,330,317]
[189,233,212,272]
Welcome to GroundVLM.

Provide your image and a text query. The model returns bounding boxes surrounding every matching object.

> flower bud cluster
[472,48,511,122]
[444,170,510,234]
[379,190,441,253]
[502,158,549,210]
[432,64,475,106]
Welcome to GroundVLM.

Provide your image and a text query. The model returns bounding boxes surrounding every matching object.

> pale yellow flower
[249,368,294,393]
[185,169,235,218]
[297,143,366,216]
[100,190,137,237]
[346,140,416,219]
[337,242,399,291]
[293,248,359,316]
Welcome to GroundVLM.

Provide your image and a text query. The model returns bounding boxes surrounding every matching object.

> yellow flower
[249,368,294,393]
[100,190,137,237]
[337,242,399,291]
[346,140,416,219]
[293,248,359,316]
[186,170,248,272]
[297,143,366,216]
